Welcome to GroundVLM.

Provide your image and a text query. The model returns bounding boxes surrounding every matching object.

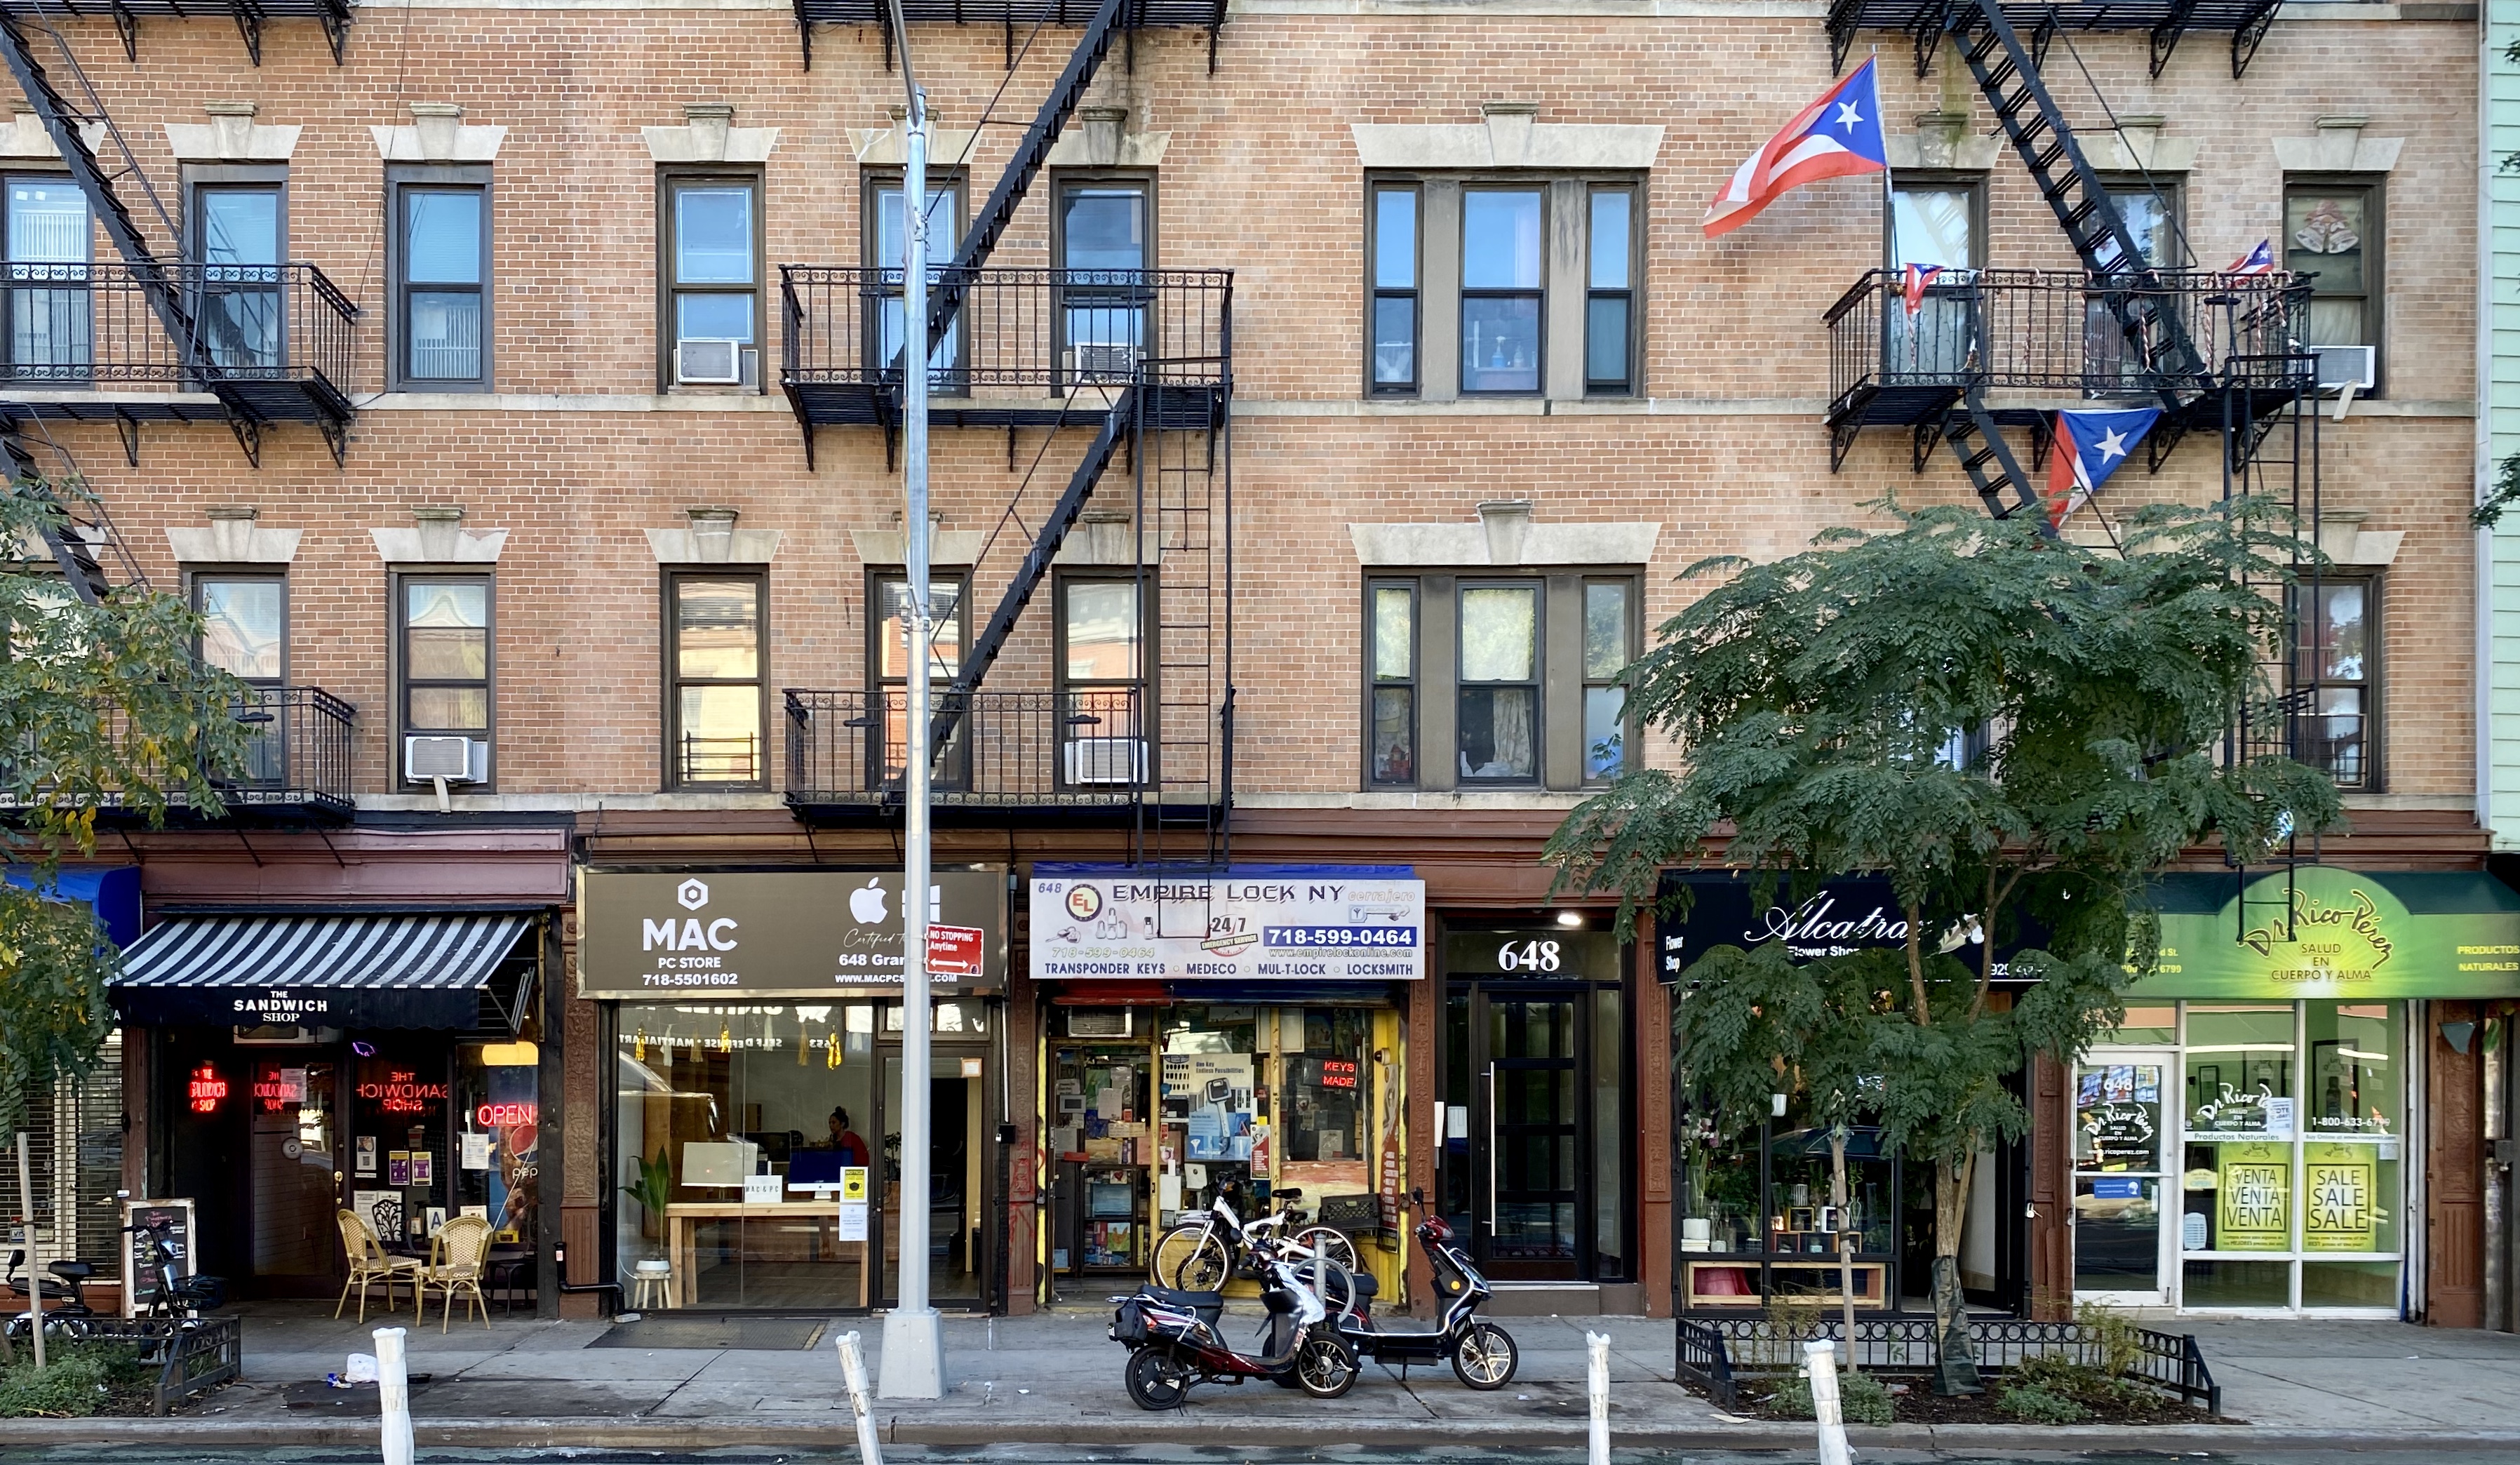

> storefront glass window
[614,1001,880,1308]
[349,1054,445,1247]
[1285,1008,1369,1165]
[455,1041,540,1245]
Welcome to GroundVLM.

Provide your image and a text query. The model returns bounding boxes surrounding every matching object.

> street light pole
[877,0,945,1401]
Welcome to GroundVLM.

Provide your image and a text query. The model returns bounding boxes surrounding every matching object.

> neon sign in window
[188,1064,229,1113]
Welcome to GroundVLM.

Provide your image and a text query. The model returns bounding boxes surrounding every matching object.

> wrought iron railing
[781,267,1231,395]
[0,685,355,819]
[1674,1314,2218,1414]
[64,1316,243,1416]
[0,261,358,404]
[784,687,1145,809]
[1825,267,2312,421]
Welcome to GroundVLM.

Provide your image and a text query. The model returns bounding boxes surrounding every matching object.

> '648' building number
[1495,939,1563,972]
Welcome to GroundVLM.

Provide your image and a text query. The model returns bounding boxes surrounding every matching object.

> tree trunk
[1930,1151,1983,1396]
[1831,1124,1856,1374]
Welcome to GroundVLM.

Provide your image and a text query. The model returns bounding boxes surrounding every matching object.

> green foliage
[2071,1299,2143,1379]
[1995,1382,2091,1424]
[0,1352,116,1418]
[1548,500,2341,1181]
[623,1146,674,1216]
[1767,1367,1896,1426]
[2475,452,2520,530]
[0,480,253,1125]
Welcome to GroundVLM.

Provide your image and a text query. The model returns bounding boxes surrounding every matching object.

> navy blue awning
[112,912,535,1029]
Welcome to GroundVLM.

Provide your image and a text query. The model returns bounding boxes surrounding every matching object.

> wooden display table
[663,1200,873,1309]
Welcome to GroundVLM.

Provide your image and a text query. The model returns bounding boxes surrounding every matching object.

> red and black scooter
[1315,1190,1517,1389]
[1108,1250,1360,1407]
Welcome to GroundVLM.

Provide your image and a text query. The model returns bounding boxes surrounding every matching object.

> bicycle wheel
[1292,1226,1359,1274]
[1125,1345,1193,1410]
[1451,1320,1517,1390]
[1151,1224,1231,1290]
[1293,1334,1358,1399]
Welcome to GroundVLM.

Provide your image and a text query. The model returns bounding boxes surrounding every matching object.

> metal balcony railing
[0,260,357,411]
[1824,267,2313,427]
[784,687,1146,814]
[780,267,1231,430]
[0,685,355,822]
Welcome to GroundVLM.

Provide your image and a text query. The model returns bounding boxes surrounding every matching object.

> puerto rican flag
[2227,239,2277,275]
[2046,407,2162,528]
[1902,262,1946,316]
[1703,58,1889,239]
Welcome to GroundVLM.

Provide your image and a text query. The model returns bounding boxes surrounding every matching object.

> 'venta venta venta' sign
[579,870,1007,995]
[1031,866,1424,982]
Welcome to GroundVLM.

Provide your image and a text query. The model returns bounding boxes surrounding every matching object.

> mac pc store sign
[579,870,1007,995]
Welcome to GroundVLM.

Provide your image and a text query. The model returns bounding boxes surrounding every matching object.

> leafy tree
[0,481,251,1128]
[1548,500,2338,1392]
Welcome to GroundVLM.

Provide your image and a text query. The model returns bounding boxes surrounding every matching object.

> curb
[6,1416,2520,1452]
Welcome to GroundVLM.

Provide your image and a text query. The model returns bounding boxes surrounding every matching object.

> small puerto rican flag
[1902,262,1946,316]
[2047,407,2162,528]
[2227,239,2277,276]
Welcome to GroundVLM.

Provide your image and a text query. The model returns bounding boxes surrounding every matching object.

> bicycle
[1148,1186,1359,1291]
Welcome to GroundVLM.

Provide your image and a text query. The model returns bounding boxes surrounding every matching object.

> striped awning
[112,912,536,1029]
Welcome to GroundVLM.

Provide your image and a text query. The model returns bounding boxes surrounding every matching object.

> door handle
[1485,1066,1499,1229]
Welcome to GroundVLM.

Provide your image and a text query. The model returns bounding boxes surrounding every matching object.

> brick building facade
[14,0,2505,1325]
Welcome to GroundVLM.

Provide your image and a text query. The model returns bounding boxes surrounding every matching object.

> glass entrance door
[876,1001,992,1308]
[2072,1049,2172,1304]
[247,1057,340,1287]
[1470,989,1584,1279]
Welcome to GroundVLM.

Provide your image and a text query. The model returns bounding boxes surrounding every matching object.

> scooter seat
[1146,1285,1225,1312]
[1343,1271,1379,1299]
[48,1261,95,1283]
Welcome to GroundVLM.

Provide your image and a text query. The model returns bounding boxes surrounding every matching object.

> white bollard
[836,1329,885,1465]
[373,1326,414,1465]
[1586,1330,1611,1465]
[1804,1339,1851,1465]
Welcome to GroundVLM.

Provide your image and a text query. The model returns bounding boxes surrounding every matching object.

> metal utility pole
[877,0,946,1401]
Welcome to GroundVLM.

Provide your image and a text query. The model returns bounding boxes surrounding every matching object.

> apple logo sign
[850,879,890,925]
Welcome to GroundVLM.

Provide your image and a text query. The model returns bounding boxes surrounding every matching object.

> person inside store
[824,1106,871,1168]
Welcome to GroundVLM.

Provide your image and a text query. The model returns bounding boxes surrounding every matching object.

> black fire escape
[0,3,357,818]
[782,0,1233,869]
[1819,0,2321,929]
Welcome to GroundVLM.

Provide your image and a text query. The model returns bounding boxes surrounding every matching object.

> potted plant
[623,1146,673,1259]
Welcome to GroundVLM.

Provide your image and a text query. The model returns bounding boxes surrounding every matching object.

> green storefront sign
[2137,867,2520,1000]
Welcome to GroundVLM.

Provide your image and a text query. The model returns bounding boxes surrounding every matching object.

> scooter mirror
[1410,1187,1425,1205]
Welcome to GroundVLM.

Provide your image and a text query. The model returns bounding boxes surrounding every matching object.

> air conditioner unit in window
[404,735,487,784]
[2312,344,2375,393]
[1065,1009,1133,1038]
[1064,736,1146,787]
[1066,342,1138,383]
[675,338,743,385]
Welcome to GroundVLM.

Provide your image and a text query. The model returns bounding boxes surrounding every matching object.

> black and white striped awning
[112,912,537,1029]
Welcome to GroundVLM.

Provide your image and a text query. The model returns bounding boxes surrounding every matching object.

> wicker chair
[333,1209,422,1323]
[418,1215,495,1332]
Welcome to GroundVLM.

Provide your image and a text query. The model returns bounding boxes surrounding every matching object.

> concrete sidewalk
[4,1304,2519,1450]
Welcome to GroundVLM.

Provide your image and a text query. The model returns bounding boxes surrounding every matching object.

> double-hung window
[662,175,759,389]
[1369,185,1419,394]
[1457,582,1540,782]
[1056,178,1151,387]
[391,170,490,389]
[191,179,283,371]
[1460,189,1542,394]
[2300,576,2377,791]
[1888,178,1982,379]
[869,572,970,789]
[1585,187,1633,395]
[1367,581,1416,784]
[194,573,285,782]
[1057,575,1148,789]
[1581,579,1633,780]
[2284,178,2381,392]
[398,575,492,787]
[2089,178,2182,387]
[666,573,766,787]
[867,178,965,392]
[4,177,91,378]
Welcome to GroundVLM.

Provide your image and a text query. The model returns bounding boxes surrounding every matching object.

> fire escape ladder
[1944,0,2206,407]
[925,387,1139,753]
[1938,388,2046,527]
[0,14,196,357]
[4,424,142,606]
[921,0,1126,350]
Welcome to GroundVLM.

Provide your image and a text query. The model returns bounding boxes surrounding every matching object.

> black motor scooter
[1108,1251,1359,1408]
[1317,1189,1516,1389]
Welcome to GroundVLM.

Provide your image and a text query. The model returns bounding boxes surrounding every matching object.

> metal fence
[62,1316,243,1415]
[0,261,358,403]
[784,686,1146,809]
[0,685,355,819]
[1675,1314,2218,1414]
[782,267,1232,394]
[1825,267,2311,420]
